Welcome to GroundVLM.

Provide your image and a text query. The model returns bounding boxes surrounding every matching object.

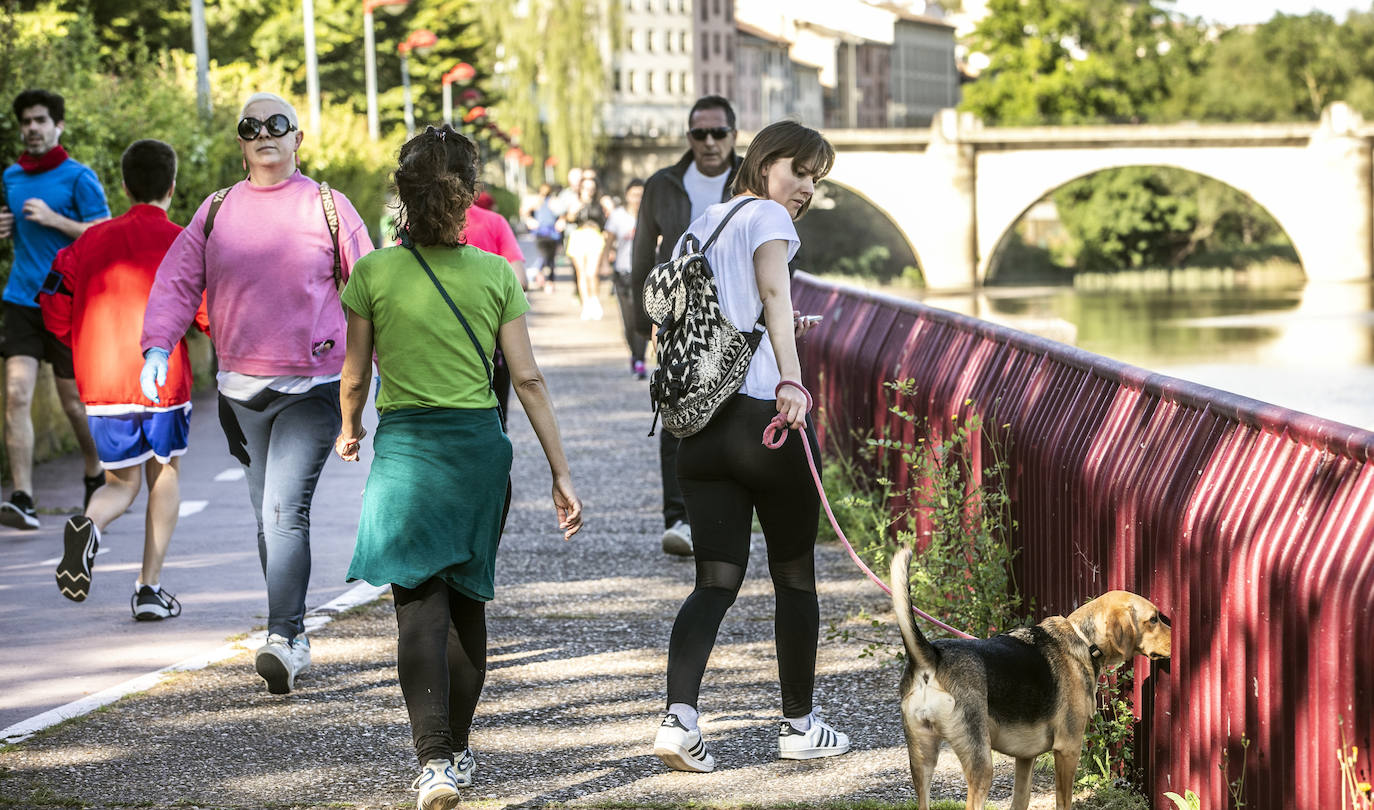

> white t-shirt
[683,162,731,223]
[604,206,637,274]
[672,196,800,400]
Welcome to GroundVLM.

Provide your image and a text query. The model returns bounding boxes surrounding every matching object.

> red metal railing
[793,273,1374,810]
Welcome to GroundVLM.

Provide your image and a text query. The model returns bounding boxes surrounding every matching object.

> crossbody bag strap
[318,182,342,291]
[202,187,232,239]
[403,240,505,426]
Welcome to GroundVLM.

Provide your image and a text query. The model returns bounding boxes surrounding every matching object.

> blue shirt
[3,159,110,307]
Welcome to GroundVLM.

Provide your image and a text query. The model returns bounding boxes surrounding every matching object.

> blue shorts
[88,406,192,469]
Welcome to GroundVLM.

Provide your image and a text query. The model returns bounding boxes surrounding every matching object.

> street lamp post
[398,29,437,138]
[441,62,476,127]
[190,0,211,117]
[363,0,410,141]
[303,0,321,134]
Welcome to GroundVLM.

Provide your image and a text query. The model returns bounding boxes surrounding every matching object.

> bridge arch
[979,164,1300,284]
[798,178,925,279]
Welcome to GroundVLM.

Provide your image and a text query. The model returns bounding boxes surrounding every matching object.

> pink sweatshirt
[141,171,373,376]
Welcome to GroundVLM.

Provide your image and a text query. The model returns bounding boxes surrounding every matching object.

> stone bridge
[604,104,1374,290]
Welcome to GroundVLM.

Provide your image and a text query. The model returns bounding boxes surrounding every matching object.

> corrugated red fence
[792,273,1374,810]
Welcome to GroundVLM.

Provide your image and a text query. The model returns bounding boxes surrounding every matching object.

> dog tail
[890,547,940,671]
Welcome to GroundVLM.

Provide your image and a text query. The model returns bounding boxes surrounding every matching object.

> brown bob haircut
[732,119,835,218]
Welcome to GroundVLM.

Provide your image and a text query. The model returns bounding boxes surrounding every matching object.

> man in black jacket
[631,95,742,557]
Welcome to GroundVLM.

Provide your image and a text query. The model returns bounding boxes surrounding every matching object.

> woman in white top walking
[651,120,847,772]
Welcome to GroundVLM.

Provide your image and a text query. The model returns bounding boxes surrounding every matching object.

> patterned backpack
[643,197,764,438]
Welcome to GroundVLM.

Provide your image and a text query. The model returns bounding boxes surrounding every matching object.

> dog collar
[1071,623,1104,663]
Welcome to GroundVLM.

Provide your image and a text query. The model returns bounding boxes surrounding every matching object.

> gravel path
[0,285,1059,809]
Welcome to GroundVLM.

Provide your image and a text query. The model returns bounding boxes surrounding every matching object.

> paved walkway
[0,284,1057,809]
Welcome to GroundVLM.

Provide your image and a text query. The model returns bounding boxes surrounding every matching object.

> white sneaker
[255,632,311,694]
[653,713,715,772]
[778,713,850,760]
[661,521,693,556]
[453,748,477,787]
[411,758,459,810]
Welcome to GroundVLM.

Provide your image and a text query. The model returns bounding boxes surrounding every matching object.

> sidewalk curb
[0,582,388,745]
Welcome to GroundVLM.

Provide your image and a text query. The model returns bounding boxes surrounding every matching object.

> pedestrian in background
[465,181,529,424]
[631,95,743,557]
[652,119,844,773]
[529,183,563,293]
[40,139,208,618]
[140,91,374,694]
[604,178,648,379]
[0,88,109,530]
[564,173,607,320]
[334,124,582,810]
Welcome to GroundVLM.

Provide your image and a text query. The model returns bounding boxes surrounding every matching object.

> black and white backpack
[643,197,764,438]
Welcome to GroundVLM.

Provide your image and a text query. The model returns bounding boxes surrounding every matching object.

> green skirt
[347,407,511,601]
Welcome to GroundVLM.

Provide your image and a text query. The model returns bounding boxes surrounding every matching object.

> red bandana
[17,144,69,174]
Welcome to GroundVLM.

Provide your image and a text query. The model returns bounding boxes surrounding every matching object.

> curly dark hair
[393,124,478,247]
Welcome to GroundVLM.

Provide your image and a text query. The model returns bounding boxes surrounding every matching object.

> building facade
[606,0,696,136]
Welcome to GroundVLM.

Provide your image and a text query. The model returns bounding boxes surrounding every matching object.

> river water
[853,274,1374,432]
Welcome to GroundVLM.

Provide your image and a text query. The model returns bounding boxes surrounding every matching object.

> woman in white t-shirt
[651,120,847,773]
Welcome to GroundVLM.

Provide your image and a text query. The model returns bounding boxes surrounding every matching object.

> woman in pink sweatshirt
[140,92,374,695]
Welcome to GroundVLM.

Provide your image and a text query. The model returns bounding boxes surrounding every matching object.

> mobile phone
[799,315,823,325]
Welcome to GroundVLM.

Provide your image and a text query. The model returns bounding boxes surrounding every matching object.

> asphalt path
[0,386,381,732]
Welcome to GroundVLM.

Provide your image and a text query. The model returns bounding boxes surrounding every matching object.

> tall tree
[960,0,1187,125]
[490,0,620,175]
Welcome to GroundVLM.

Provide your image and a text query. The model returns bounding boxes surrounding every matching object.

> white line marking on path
[213,467,245,482]
[0,581,389,745]
[178,500,208,517]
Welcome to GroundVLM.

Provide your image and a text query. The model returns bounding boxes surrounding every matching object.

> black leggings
[666,395,822,718]
[393,578,487,765]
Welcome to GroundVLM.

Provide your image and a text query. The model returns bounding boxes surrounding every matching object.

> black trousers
[665,395,822,718]
[612,272,649,365]
[393,578,487,765]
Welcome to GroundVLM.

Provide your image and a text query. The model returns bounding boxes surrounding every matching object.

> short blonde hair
[239,92,299,128]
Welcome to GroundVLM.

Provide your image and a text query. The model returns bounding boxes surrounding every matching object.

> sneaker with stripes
[410,758,459,810]
[56,517,100,601]
[777,713,851,760]
[653,712,715,772]
[452,748,476,787]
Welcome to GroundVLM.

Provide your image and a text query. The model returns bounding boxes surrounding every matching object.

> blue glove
[140,347,169,404]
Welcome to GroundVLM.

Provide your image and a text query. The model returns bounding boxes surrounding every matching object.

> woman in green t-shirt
[334,125,583,810]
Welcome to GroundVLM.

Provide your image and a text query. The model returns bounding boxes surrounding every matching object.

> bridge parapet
[793,272,1374,810]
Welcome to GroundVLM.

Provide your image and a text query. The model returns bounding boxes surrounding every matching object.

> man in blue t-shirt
[0,89,109,530]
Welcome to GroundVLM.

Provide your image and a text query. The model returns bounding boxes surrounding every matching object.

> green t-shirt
[341,243,530,412]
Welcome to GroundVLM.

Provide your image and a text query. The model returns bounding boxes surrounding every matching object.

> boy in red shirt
[41,139,208,618]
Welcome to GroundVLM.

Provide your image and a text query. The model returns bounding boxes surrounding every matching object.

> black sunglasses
[688,126,733,141]
[237,113,296,140]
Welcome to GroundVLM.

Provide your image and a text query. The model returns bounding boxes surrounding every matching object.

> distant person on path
[140,92,374,694]
[40,139,208,618]
[604,178,648,379]
[651,120,843,773]
[564,173,607,320]
[0,88,109,530]
[529,183,563,293]
[464,186,528,424]
[333,124,582,810]
[631,95,743,557]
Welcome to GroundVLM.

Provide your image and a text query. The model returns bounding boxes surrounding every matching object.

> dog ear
[1108,601,1139,658]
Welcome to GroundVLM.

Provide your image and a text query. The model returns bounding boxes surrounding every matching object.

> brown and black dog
[889,547,1171,810]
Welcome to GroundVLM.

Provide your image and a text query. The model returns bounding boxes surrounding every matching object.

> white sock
[786,712,813,731]
[136,580,159,593]
[668,702,699,730]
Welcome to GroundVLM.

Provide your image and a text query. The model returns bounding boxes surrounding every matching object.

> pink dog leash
[764,380,976,640]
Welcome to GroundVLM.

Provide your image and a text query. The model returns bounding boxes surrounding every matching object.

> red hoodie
[42,204,209,413]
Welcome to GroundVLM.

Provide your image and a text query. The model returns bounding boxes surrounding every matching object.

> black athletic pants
[393,578,487,765]
[665,394,822,718]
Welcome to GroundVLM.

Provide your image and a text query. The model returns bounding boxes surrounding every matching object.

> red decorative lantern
[452,62,476,82]
[459,88,483,104]
[520,154,534,166]
[462,106,487,123]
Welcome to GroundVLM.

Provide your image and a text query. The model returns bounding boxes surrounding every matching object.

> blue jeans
[218,382,341,638]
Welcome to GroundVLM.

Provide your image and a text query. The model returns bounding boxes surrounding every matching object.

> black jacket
[630,149,743,331]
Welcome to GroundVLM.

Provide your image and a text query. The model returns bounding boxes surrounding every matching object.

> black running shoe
[56,517,100,602]
[83,473,106,511]
[131,585,181,620]
[0,490,40,530]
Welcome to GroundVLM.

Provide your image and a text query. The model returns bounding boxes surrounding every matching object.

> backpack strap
[696,196,759,253]
[202,187,232,239]
[318,181,343,291]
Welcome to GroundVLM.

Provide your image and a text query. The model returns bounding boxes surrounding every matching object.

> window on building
[713,31,720,55]
[665,72,674,93]
[647,71,656,93]
[680,31,688,52]
[713,0,720,15]
[725,33,732,61]
[700,0,707,20]
[614,70,623,92]
[628,70,637,94]
[646,30,654,52]
[727,75,733,99]
[701,32,708,55]
[626,28,635,52]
